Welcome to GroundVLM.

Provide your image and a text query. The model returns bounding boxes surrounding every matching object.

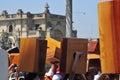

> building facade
[0,4,77,49]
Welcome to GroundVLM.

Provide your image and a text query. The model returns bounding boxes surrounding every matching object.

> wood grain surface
[60,38,88,74]
[98,1,120,74]
[18,38,47,73]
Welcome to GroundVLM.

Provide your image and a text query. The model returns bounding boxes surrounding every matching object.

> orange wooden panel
[19,38,36,72]
[19,38,47,73]
[45,37,60,63]
[98,1,120,74]
[87,54,100,59]
[113,0,120,73]
[60,38,88,74]
[8,53,19,65]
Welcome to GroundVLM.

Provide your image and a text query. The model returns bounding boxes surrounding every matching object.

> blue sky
[0,0,101,39]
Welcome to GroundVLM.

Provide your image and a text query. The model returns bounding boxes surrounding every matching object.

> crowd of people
[8,62,62,80]
[8,62,119,80]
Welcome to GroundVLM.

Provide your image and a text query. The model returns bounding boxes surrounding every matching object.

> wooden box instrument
[18,38,47,73]
[98,1,120,74]
[60,38,88,74]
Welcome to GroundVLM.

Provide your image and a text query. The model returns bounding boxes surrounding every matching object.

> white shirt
[45,69,54,76]
[52,74,62,80]
[94,72,101,80]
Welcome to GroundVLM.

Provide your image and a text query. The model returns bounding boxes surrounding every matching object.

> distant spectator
[87,67,98,80]
[26,73,40,80]
[45,63,58,80]
[94,71,101,80]
[52,63,62,80]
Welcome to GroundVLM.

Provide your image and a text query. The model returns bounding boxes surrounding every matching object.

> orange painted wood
[8,53,19,65]
[45,37,60,63]
[60,38,88,74]
[98,1,120,74]
[18,38,47,73]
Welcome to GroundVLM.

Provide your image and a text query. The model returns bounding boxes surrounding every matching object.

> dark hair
[14,64,17,67]
[26,73,37,80]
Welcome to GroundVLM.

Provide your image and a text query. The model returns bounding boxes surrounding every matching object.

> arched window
[9,25,13,32]
[35,24,39,30]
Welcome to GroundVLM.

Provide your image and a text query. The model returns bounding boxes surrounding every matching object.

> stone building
[0,4,77,49]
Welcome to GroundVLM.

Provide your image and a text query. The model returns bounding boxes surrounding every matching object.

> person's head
[88,67,98,75]
[85,72,93,80]
[26,73,37,80]
[50,62,59,71]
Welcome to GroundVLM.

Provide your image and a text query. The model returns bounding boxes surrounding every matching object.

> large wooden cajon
[18,38,47,73]
[98,1,120,74]
[60,38,88,74]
